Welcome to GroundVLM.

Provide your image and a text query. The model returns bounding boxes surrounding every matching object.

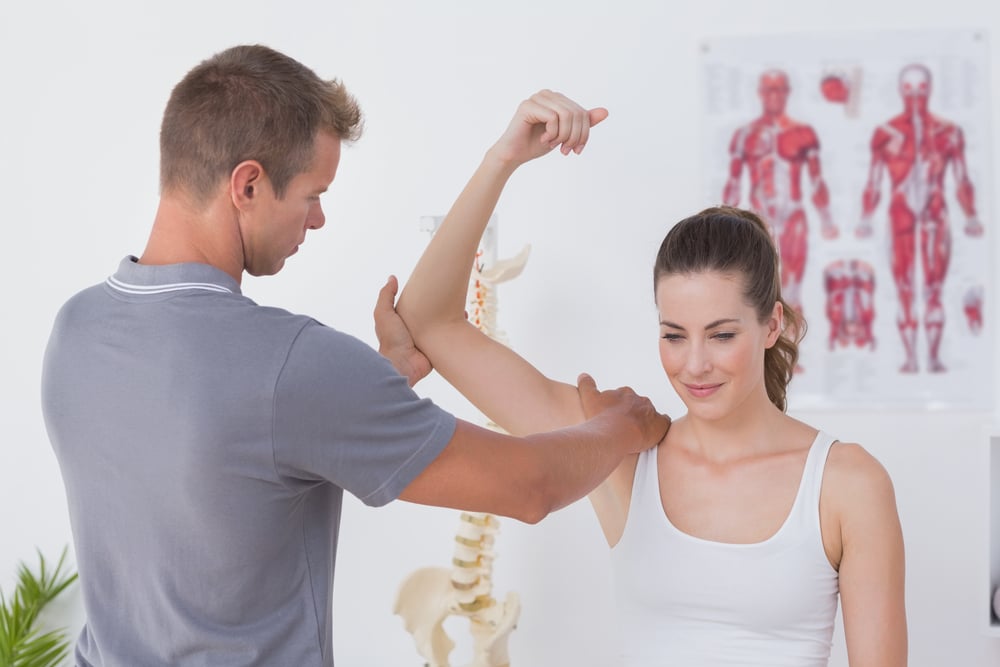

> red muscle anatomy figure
[963,285,983,336]
[724,69,838,317]
[824,259,876,351]
[857,63,983,373]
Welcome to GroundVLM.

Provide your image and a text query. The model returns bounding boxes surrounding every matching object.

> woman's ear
[765,301,784,348]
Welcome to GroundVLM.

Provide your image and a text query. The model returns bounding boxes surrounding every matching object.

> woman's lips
[684,382,722,398]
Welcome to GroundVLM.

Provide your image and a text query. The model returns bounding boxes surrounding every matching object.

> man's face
[758,71,790,116]
[243,132,341,277]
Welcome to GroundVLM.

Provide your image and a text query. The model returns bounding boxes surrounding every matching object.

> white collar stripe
[106,276,233,295]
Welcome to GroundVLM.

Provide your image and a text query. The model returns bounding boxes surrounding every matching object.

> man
[723,68,838,318]
[40,45,668,667]
[856,62,983,373]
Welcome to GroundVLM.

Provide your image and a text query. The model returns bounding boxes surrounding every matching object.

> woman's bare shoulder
[823,441,898,511]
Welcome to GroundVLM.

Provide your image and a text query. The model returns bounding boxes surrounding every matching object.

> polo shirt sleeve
[272,321,456,506]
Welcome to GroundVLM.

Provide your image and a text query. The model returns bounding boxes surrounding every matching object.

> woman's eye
[661,333,683,342]
[713,332,736,341]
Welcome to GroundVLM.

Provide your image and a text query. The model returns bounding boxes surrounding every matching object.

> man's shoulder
[283,315,376,358]
[50,280,115,326]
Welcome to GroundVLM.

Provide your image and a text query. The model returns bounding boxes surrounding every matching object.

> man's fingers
[654,413,672,443]
[576,372,597,395]
[576,373,671,450]
[375,275,399,316]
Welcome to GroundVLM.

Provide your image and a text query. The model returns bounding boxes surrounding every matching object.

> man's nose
[308,203,326,230]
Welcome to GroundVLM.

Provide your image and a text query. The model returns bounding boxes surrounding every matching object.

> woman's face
[655,270,782,421]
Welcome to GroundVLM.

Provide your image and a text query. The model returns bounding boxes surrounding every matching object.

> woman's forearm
[397,148,518,339]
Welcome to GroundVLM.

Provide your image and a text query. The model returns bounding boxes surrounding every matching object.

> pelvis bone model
[395,216,530,667]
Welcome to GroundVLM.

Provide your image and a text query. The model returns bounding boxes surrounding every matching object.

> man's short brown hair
[159,44,363,204]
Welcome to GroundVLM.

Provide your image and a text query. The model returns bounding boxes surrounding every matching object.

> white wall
[2,1,999,665]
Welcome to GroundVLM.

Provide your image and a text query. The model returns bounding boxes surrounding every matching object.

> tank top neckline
[650,430,832,549]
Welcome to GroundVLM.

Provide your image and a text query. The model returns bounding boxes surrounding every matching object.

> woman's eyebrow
[659,318,740,330]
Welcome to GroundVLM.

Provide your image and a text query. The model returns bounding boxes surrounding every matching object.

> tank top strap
[634,445,659,500]
[789,431,838,533]
[620,445,661,542]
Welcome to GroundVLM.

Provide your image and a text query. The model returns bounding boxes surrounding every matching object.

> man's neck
[139,193,245,285]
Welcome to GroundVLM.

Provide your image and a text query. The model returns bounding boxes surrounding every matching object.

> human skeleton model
[394,216,529,667]
[856,63,983,373]
[823,259,876,350]
[724,69,839,318]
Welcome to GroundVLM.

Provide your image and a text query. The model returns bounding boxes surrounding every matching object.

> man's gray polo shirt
[41,256,456,666]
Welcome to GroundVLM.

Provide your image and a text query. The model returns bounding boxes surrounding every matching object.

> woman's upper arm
[831,443,907,667]
[419,318,585,435]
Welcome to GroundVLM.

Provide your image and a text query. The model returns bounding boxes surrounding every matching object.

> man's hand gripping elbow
[374,275,433,387]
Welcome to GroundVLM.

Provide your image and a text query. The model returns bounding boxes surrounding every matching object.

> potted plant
[0,547,78,667]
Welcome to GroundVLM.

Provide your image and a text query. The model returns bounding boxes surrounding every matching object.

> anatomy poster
[700,29,991,409]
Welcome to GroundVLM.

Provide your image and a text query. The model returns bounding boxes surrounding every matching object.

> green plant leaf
[0,546,77,667]
[11,627,71,667]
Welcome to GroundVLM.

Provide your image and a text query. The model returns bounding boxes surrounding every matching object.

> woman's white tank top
[610,431,840,667]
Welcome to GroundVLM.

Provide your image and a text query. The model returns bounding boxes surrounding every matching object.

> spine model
[394,216,530,667]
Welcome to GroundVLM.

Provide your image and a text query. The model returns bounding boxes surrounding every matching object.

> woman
[385,90,906,666]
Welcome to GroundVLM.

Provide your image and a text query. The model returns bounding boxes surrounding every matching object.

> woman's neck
[677,391,790,463]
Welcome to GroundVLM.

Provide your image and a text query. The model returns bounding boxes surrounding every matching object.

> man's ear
[765,300,784,349]
[230,160,265,210]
